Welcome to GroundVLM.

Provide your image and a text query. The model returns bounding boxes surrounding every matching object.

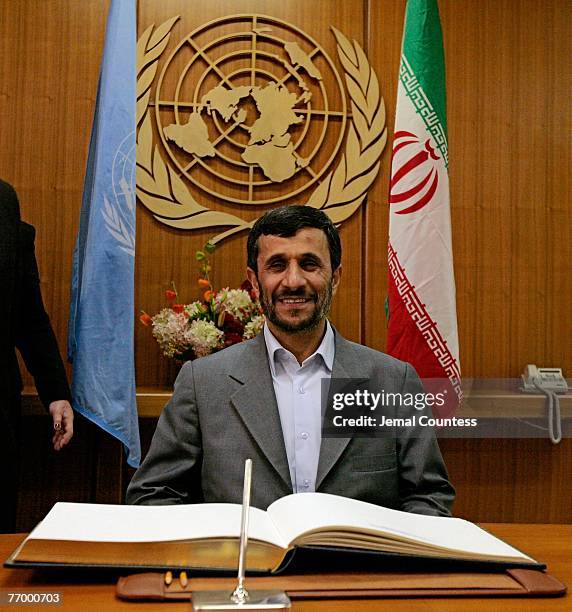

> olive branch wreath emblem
[136,17,386,245]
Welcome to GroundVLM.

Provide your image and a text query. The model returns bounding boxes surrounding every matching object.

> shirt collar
[263,320,335,376]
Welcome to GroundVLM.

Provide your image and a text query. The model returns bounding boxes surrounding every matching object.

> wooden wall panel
[134,0,368,385]
[544,0,572,374]
[369,0,572,378]
[2,0,572,526]
[3,0,570,386]
[362,1,404,352]
[0,0,109,385]
[441,438,572,523]
[385,0,572,378]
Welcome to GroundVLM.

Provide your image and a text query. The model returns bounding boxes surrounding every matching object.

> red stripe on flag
[387,245,462,417]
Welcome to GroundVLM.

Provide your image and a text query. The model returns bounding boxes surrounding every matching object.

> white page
[28,502,284,548]
[267,493,535,561]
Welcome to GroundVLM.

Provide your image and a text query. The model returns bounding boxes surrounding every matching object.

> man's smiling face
[247,228,341,334]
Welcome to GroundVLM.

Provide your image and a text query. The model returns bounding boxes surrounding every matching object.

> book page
[28,502,284,548]
[267,493,535,562]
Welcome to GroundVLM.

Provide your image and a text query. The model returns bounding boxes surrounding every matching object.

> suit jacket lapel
[316,331,360,489]
[227,329,367,492]
[228,334,292,490]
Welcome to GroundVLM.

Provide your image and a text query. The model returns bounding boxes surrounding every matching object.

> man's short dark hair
[247,205,342,273]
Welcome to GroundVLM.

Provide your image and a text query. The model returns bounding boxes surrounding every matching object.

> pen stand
[191,589,291,610]
[192,459,291,610]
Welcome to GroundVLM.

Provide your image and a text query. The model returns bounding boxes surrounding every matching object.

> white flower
[184,301,205,319]
[185,319,223,358]
[151,309,191,358]
[243,314,265,340]
[215,288,254,322]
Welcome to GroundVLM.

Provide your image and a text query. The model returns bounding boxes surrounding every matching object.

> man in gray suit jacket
[127,206,454,515]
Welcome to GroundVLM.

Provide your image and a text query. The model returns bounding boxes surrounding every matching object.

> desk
[1,524,569,610]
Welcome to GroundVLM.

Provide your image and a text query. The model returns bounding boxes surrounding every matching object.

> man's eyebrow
[262,253,287,268]
[265,253,287,264]
[263,252,324,265]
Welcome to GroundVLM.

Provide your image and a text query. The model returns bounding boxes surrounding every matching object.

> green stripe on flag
[401,0,447,143]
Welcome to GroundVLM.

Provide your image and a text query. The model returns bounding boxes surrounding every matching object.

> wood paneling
[2,0,572,525]
[0,0,109,382]
[441,438,572,523]
[2,0,570,383]
[367,0,572,377]
[134,0,369,385]
[446,0,570,377]
[363,0,404,351]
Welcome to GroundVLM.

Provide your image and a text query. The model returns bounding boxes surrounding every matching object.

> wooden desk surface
[1,524,570,611]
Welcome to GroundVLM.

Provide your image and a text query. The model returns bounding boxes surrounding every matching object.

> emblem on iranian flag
[390,131,441,215]
[387,0,461,415]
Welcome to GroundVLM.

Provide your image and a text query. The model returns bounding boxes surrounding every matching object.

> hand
[49,400,74,451]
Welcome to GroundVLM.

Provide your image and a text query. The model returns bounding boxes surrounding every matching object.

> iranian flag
[387,0,461,414]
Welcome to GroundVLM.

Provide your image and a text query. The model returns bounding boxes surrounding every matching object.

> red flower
[198,279,210,288]
[223,313,244,334]
[203,290,213,301]
[172,304,185,314]
[241,278,258,300]
[224,332,243,346]
[165,289,177,303]
[139,312,152,326]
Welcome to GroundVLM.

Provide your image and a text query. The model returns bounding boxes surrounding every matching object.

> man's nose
[282,261,305,289]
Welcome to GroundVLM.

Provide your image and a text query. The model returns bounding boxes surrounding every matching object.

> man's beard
[258,279,334,334]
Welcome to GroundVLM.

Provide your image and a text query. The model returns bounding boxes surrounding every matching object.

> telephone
[521,365,568,393]
[520,364,568,445]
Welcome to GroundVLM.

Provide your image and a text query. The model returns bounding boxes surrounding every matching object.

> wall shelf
[22,383,572,419]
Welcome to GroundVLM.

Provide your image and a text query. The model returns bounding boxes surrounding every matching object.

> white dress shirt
[263,321,335,493]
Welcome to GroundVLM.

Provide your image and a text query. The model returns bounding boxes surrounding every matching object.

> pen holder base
[192,589,291,610]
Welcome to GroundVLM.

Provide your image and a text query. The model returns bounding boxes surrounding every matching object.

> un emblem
[137,14,386,244]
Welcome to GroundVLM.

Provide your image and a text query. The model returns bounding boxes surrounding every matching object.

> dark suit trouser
[0,396,21,533]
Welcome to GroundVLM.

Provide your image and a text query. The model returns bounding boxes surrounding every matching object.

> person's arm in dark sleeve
[396,363,455,516]
[15,222,73,449]
[126,361,203,505]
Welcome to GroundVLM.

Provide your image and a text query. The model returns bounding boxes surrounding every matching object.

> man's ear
[331,265,342,296]
[246,267,260,298]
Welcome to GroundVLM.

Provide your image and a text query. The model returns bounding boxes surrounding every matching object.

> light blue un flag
[68,0,140,467]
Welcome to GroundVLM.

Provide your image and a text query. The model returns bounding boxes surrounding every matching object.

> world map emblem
[137,14,387,244]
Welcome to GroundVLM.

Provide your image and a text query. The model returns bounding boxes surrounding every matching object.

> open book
[7,493,540,573]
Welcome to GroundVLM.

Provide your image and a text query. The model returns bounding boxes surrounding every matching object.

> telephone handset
[521,365,568,393]
[521,364,568,445]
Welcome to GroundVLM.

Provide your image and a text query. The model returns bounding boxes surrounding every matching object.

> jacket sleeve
[15,223,71,407]
[396,363,455,516]
[126,361,203,505]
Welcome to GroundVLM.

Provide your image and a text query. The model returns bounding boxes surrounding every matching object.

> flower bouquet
[141,244,264,361]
